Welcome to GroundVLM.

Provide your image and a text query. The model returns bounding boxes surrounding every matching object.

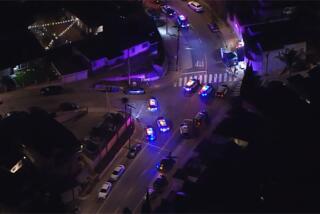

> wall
[123,41,151,59]
[61,69,88,83]
[91,57,108,71]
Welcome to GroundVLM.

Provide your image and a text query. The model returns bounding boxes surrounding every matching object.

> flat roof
[243,20,306,52]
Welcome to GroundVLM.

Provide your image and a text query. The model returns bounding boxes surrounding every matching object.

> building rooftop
[243,20,306,53]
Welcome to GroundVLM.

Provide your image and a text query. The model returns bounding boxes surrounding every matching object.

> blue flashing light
[179,15,186,21]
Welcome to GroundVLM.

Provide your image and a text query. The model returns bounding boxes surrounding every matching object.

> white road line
[208,74,213,83]
[199,75,203,83]
[189,75,194,80]
[218,73,222,82]
[214,73,218,83]
[193,75,198,79]
[223,73,228,82]
[179,77,183,86]
[174,82,177,87]
[203,74,208,84]
[181,70,206,75]
[184,76,188,85]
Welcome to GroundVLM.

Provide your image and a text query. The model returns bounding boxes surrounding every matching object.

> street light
[127,49,131,86]
[176,25,181,72]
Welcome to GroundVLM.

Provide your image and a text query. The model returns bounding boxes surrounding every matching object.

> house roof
[0,1,160,69]
[51,47,88,74]
[243,20,306,53]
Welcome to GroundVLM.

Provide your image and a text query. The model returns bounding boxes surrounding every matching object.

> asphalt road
[0,1,240,213]
[87,1,236,213]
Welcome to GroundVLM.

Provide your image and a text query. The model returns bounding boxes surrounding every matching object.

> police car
[177,14,190,28]
[198,84,214,97]
[156,117,170,132]
[147,97,158,111]
[146,126,156,141]
[183,79,200,93]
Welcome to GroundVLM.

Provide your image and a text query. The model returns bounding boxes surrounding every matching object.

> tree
[240,62,261,100]
[276,48,305,76]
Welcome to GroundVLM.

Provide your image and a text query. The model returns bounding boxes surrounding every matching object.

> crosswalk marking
[198,75,203,83]
[213,74,217,83]
[174,72,240,87]
[223,73,228,82]
[228,75,233,82]
[208,74,213,83]
[218,73,222,82]
[184,76,188,85]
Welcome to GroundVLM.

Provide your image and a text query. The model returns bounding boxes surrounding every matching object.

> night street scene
[1,0,320,213]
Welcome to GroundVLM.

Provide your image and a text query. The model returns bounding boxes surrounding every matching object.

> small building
[242,20,306,75]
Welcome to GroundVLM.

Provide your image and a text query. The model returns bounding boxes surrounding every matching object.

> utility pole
[165,14,168,35]
[127,49,131,86]
[176,25,180,72]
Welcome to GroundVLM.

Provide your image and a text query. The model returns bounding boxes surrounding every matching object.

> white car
[188,1,203,12]
[110,164,126,181]
[215,84,229,98]
[98,182,112,199]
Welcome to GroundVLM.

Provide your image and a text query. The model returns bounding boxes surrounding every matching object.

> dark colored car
[40,85,63,96]
[208,22,219,33]
[156,158,176,172]
[127,143,142,159]
[161,5,176,17]
[59,102,79,111]
[194,110,209,128]
[124,87,145,95]
[153,175,169,192]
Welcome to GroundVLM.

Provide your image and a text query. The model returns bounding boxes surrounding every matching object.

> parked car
[98,182,112,199]
[161,5,176,17]
[40,85,63,96]
[188,1,203,12]
[157,158,176,172]
[93,83,121,93]
[180,119,195,138]
[153,175,169,192]
[156,117,170,132]
[146,126,156,141]
[176,14,190,28]
[83,137,101,154]
[110,164,126,181]
[124,87,145,95]
[127,143,142,159]
[215,84,229,98]
[194,111,209,128]
[183,79,200,93]
[208,22,219,33]
[198,84,214,97]
[59,102,79,111]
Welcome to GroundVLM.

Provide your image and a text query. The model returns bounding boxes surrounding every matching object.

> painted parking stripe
[214,73,218,83]
[203,74,207,84]
[208,74,213,83]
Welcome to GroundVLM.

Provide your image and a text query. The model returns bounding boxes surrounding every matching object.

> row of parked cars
[183,78,229,98]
